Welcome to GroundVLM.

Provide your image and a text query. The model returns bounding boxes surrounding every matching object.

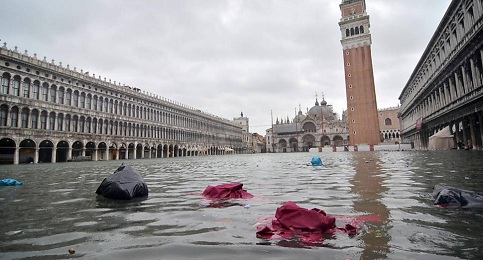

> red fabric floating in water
[256,201,381,244]
[202,182,254,200]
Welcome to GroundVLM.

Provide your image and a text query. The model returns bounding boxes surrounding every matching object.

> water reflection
[350,152,390,259]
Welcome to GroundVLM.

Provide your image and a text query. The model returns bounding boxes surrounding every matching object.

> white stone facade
[0,43,244,164]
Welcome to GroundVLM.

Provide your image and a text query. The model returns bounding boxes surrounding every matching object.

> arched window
[41,83,49,101]
[72,115,78,132]
[50,85,57,103]
[31,109,39,129]
[346,28,350,37]
[49,112,56,130]
[0,105,8,126]
[21,108,29,128]
[355,26,359,34]
[360,25,364,34]
[350,28,354,36]
[65,114,71,131]
[80,93,85,108]
[58,87,65,104]
[66,89,72,105]
[10,106,19,127]
[40,111,48,129]
[33,81,40,99]
[385,118,392,125]
[73,91,79,107]
[57,113,64,131]
[22,78,31,98]
[12,76,21,96]
[1,72,10,94]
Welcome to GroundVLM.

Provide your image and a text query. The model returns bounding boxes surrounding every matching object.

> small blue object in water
[0,178,23,186]
[311,157,323,166]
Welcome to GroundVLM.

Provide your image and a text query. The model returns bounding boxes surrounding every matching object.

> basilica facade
[266,97,349,153]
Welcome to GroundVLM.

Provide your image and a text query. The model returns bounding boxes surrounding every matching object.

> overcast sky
[1,0,451,134]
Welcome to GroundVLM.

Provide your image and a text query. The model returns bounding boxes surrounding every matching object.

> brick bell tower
[338,0,380,146]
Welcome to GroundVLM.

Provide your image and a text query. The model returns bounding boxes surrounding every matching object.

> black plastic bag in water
[96,164,148,200]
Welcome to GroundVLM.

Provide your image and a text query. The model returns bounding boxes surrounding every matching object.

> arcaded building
[0,43,244,164]
[398,0,483,149]
[338,0,381,146]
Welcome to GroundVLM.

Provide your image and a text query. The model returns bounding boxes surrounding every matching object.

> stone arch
[19,139,36,163]
[302,134,316,151]
[333,135,344,147]
[302,121,316,132]
[56,140,69,162]
[0,138,16,164]
[98,142,108,160]
[321,135,331,146]
[39,139,54,163]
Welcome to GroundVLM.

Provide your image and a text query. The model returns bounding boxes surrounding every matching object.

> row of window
[0,104,242,144]
[345,25,365,37]
[0,72,240,135]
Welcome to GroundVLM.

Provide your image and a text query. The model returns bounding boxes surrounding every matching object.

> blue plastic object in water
[0,178,23,186]
[311,157,323,166]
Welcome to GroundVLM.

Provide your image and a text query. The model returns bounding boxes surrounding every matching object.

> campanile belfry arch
[338,0,380,145]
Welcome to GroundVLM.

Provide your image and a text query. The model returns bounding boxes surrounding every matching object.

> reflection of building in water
[265,96,349,153]
[349,152,390,259]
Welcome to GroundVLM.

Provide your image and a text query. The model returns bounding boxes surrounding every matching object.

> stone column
[133,145,137,160]
[470,57,478,89]
[461,66,468,94]
[462,118,468,148]
[115,148,119,160]
[67,146,72,161]
[52,148,56,163]
[34,148,39,164]
[469,116,477,149]
[93,149,98,161]
[454,71,461,98]
[105,147,109,161]
[13,146,19,165]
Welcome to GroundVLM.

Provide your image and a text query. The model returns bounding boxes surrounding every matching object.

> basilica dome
[308,98,333,120]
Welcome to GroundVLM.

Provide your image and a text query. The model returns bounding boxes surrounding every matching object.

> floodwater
[1,151,483,260]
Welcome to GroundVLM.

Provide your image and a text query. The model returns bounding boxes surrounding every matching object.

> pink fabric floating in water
[256,201,381,244]
[202,182,254,200]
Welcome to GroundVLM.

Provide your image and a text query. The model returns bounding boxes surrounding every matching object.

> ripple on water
[1,152,483,259]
